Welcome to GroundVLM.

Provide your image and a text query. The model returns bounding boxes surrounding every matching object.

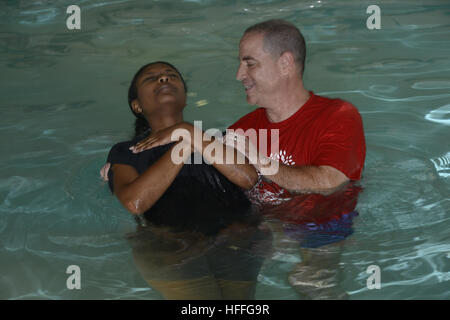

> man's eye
[169,74,178,78]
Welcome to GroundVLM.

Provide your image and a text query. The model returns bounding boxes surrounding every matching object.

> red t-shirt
[228,92,366,223]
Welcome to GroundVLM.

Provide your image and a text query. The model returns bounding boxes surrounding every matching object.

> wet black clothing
[107,131,256,235]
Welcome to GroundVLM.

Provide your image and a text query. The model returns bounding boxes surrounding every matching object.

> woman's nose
[158,75,169,83]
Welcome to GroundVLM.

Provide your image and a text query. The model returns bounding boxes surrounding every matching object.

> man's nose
[158,75,169,83]
[236,64,245,81]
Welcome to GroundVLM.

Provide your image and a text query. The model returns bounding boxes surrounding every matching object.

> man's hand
[100,162,111,182]
[224,131,273,173]
[130,123,192,153]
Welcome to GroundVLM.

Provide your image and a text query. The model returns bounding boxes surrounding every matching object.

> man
[224,19,366,299]
[225,19,365,201]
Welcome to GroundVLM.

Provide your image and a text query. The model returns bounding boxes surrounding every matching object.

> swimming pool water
[0,0,449,299]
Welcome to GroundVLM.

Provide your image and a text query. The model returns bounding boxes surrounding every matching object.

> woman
[106,61,271,299]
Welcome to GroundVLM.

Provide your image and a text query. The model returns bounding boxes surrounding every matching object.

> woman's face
[133,63,186,118]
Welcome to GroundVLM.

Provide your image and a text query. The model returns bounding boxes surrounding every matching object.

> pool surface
[0,0,449,299]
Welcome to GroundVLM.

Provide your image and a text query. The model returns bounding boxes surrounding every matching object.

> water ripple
[430,152,450,177]
[412,80,450,90]
[319,90,450,103]
[19,8,59,25]
[425,104,450,126]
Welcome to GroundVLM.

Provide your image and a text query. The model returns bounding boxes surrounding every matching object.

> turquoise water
[1,0,449,299]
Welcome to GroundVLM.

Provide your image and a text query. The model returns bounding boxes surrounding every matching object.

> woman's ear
[131,100,142,114]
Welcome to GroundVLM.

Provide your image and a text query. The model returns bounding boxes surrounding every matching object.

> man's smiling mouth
[244,83,254,92]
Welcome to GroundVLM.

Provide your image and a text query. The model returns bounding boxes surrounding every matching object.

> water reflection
[127,220,272,300]
[120,176,362,300]
[288,244,348,300]
[256,181,362,299]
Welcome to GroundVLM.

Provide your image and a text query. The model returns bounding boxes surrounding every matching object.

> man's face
[236,32,282,107]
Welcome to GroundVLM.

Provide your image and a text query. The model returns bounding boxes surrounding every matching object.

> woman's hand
[100,162,111,181]
[223,131,260,165]
[224,131,277,176]
[130,123,192,153]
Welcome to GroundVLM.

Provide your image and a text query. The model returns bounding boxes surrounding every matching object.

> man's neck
[264,85,310,123]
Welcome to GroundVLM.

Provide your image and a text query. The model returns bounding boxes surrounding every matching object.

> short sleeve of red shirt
[312,102,365,180]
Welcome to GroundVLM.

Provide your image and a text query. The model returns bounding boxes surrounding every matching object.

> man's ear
[279,51,296,76]
[131,99,142,114]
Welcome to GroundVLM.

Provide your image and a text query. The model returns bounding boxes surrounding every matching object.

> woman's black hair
[128,61,187,138]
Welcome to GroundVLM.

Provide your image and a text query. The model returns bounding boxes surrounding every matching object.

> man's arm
[257,161,349,194]
[224,131,350,194]
[226,103,365,194]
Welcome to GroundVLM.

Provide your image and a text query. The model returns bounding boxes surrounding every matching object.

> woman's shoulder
[107,131,149,164]
[109,131,150,153]
[107,140,133,166]
[109,139,133,153]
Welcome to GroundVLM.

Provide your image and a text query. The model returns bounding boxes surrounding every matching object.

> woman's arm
[196,135,258,190]
[112,140,191,215]
[131,122,258,190]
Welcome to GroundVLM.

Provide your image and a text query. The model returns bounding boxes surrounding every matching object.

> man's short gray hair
[244,19,306,77]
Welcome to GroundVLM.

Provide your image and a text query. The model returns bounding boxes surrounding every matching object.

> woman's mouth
[156,83,176,94]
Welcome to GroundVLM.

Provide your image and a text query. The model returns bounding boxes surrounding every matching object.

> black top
[107,131,256,235]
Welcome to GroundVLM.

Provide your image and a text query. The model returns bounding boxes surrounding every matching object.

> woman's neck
[147,114,184,133]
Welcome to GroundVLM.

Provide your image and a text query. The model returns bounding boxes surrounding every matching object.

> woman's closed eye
[142,76,158,83]
[148,73,178,81]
